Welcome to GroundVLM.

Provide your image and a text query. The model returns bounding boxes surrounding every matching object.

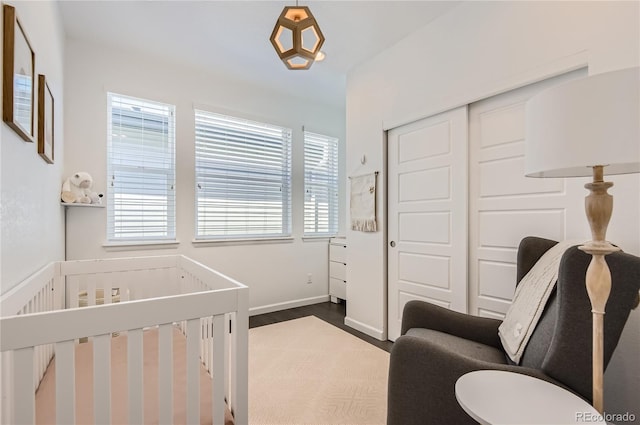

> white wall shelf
[61,203,105,208]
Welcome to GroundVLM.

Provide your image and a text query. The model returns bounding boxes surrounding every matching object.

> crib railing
[62,255,181,309]
[0,255,248,425]
[0,261,62,414]
[177,256,249,413]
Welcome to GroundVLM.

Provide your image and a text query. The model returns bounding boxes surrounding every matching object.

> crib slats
[226,313,235,406]
[47,280,55,373]
[36,289,43,388]
[200,318,206,372]
[213,315,225,425]
[232,291,249,425]
[68,275,79,309]
[13,347,34,424]
[127,328,144,424]
[102,275,112,305]
[119,272,130,302]
[186,319,200,424]
[87,278,96,307]
[208,316,214,374]
[158,324,173,423]
[1,351,15,425]
[93,334,111,424]
[141,269,152,299]
[37,286,44,383]
[33,291,39,391]
[55,340,76,425]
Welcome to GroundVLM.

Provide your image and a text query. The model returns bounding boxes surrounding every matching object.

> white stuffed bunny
[89,191,104,205]
[61,172,93,204]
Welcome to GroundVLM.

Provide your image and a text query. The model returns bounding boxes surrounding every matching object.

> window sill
[192,237,294,247]
[102,240,180,252]
[302,236,333,242]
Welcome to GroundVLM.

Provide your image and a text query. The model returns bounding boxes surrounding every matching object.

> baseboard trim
[345,316,386,341]
[250,295,330,316]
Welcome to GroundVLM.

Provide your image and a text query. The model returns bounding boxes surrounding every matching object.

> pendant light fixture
[270,1,325,70]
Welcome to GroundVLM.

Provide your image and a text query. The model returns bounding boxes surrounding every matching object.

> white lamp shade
[525,67,640,178]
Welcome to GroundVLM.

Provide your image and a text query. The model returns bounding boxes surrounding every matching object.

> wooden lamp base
[577,165,620,414]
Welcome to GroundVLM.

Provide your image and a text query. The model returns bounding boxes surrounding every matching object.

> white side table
[455,370,605,425]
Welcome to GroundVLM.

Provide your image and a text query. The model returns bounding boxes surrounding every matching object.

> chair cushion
[406,328,507,364]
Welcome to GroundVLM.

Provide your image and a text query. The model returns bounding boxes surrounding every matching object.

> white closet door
[387,106,468,341]
[468,69,586,318]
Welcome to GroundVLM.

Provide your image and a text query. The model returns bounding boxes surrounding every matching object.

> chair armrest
[401,300,502,348]
[388,335,574,425]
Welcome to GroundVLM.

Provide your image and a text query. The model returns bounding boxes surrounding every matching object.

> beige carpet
[249,316,390,425]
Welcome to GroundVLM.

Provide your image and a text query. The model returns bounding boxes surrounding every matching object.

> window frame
[106,92,176,243]
[303,130,339,237]
[194,108,293,241]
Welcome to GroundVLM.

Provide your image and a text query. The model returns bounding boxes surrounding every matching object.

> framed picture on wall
[38,75,54,163]
[2,4,35,143]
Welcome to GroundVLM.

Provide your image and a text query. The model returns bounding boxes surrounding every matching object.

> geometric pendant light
[270,3,325,70]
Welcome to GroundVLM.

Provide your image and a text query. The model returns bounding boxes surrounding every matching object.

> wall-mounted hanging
[3,4,35,142]
[350,172,378,232]
[37,74,54,163]
[269,2,325,70]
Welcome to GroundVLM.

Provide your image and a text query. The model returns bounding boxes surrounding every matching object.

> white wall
[64,38,346,314]
[346,0,639,418]
[1,1,65,294]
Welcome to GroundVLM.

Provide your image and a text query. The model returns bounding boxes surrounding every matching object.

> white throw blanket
[350,173,377,232]
[499,240,582,364]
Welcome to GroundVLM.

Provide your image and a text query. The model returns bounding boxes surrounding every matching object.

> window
[107,93,176,242]
[304,131,339,236]
[195,110,292,239]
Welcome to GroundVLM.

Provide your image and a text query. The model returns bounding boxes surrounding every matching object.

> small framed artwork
[3,4,35,142]
[38,75,54,163]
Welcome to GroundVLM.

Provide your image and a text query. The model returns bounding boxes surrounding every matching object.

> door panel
[387,106,468,341]
[468,69,586,318]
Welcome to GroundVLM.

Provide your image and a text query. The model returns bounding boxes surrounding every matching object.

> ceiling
[58,1,460,108]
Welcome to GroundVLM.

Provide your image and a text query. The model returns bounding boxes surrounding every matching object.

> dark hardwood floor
[249,301,394,352]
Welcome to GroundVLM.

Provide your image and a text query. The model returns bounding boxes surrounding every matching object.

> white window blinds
[195,110,292,239]
[304,131,339,236]
[107,93,176,242]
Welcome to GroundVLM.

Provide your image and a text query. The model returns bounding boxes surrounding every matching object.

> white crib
[0,255,248,425]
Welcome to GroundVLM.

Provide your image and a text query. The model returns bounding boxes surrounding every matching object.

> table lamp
[525,67,640,413]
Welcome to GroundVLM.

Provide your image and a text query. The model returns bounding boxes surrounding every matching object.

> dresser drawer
[329,261,346,281]
[329,243,347,263]
[330,277,347,300]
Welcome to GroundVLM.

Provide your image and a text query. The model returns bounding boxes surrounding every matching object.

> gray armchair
[387,236,640,425]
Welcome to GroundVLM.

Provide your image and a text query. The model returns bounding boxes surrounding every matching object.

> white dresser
[329,237,347,303]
